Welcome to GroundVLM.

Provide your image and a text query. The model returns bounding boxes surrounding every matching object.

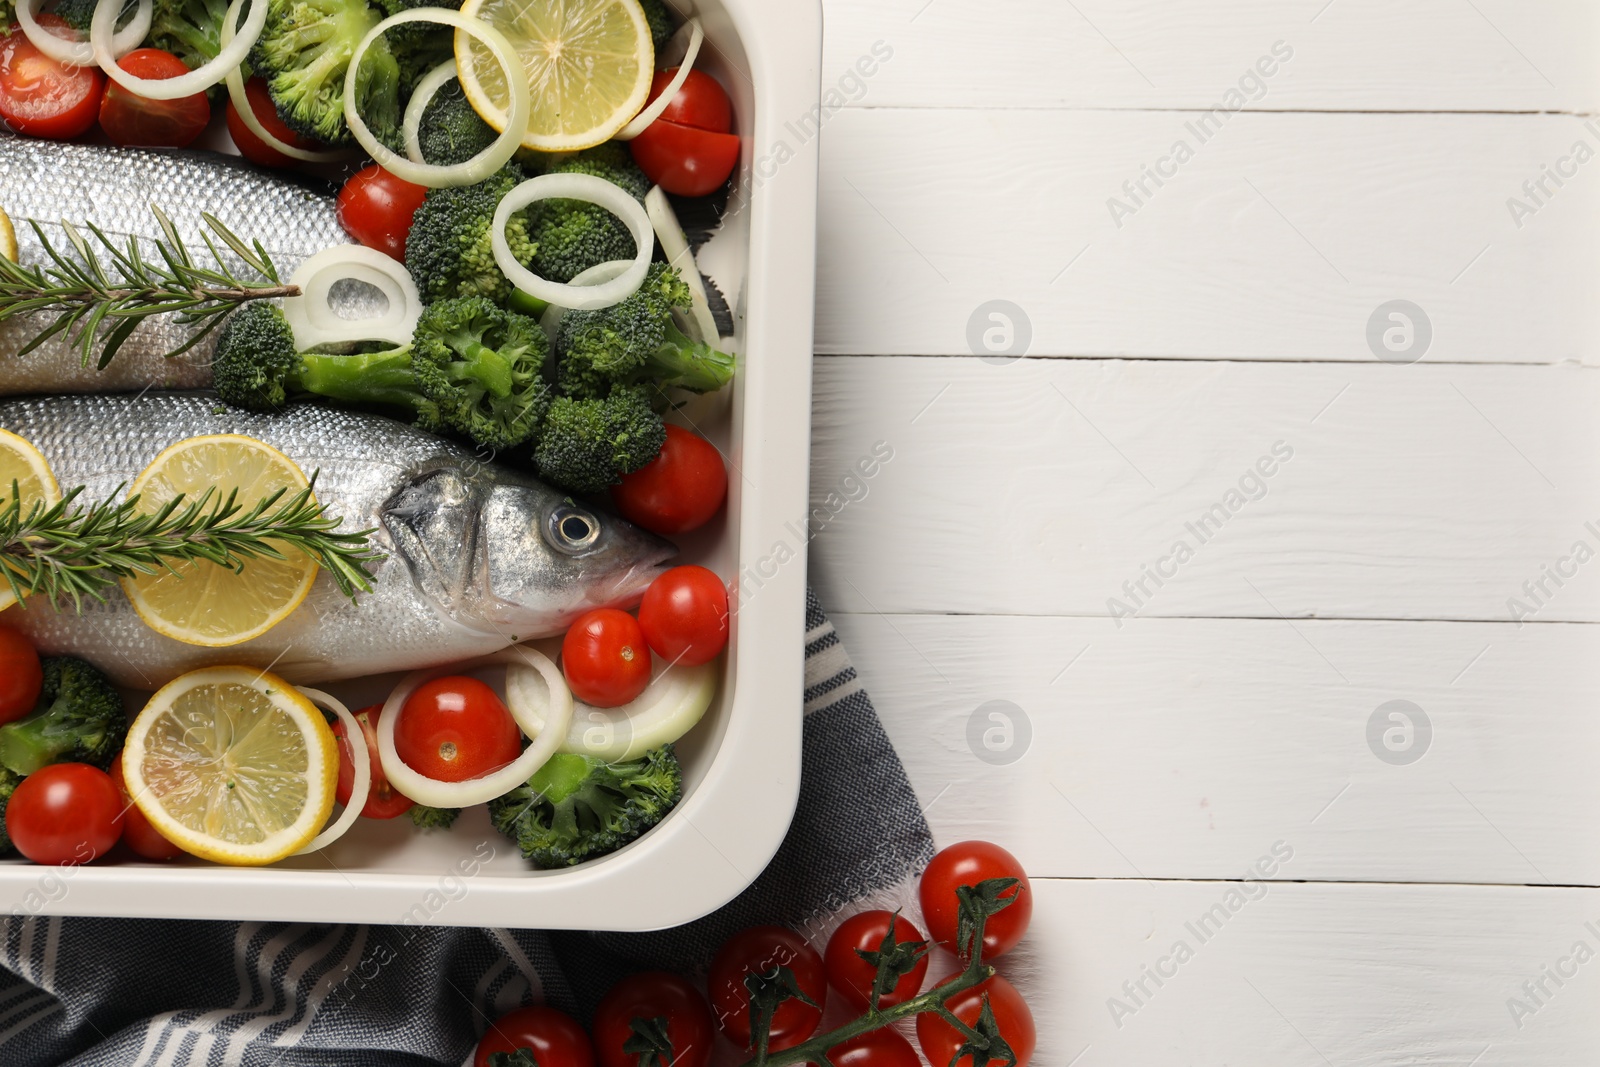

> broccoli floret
[51,0,98,31]
[406,163,536,305]
[411,297,550,450]
[534,383,665,494]
[0,658,126,777]
[373,0,459,50]
[555,263,734,399]
[252,0,401,148]
[148,0,230,72]
[417,78,497,166]
[638,0,674,52]
[408,804,459,829]
[527,144,651,283]
[488,746,682,868]
[0,769,19,855]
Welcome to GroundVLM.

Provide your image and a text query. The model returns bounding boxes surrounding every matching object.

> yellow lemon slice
[0,206,16,261]
[0,428,61,612]
[123,666,338,865]
[456,0,654,152]
[120,435,317,647]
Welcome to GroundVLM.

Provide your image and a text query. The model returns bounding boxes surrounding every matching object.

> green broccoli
[534,383,665,494]
[373,0,459,50]
[0,769,20,855]
[416,78,498,166]
[405,163,536,305]
[252,0,403,148]
[408,804,459,829]
[527,144,651,283]
[411,297,550,450]
[555,263,734,399]
[488,746,682,868]
[50,0,99,31]
[638,0,674,52]
[148,0,230,72]
[0,658,126,777]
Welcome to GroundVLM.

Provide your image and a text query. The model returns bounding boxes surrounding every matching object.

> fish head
[381,462,677,640]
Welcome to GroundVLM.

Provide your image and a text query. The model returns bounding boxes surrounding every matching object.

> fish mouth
[592,548,677,610]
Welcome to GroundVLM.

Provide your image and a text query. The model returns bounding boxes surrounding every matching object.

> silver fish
[0,393,675,687]
[0,136,344,395]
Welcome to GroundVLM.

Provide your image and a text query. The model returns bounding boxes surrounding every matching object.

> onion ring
[507,660,716,763]
[293,688,370,855]
[492,174,655,311]
[343,9,528,188]
[402,59,460,165]
[282,244,422,351]
[18,0,150,66]
[376,646,574,809]
[220,0,357,164]
[93,0,265,99]
[538,259,633,343]
[614,19,705,141]
[645,185,722,345]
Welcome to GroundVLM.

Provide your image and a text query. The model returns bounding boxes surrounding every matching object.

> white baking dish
[0,0,822,931]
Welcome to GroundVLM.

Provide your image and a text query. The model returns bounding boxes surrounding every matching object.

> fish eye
[546,504,600,555]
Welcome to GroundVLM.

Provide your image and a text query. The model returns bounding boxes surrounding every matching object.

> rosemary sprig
[1,477,383,612]
[0,208,300,370]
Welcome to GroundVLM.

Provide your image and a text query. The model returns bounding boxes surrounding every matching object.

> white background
[804,0,1600,1061]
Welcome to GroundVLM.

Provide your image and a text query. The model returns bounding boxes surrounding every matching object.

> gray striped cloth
[0,589,934,1066]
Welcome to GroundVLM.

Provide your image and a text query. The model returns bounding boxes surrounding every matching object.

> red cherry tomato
[394,676,521,782]
[0,18,103,139]
[637,565,728,667]
[0,625,43,726]
[109,752,183,861]
[649,68,733,133]
[474,1005,595,1067]
[629,120,740,198]
[561,609,651,708]
[5,763,123,865]
[707,926,827,1051]
[97,48,210,148]
[916,975,1035,1067]
[334,704,415,819]
[918,840,1032,959]
[824,910,930,1011]
[337,164,427,261]
[592,972,714,1067]
[611,425,727,536]
[227,75,318,167]
[825,1028,922,1067]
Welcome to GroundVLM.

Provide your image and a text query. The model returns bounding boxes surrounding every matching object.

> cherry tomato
[334,704,415,819]
[394,676,521,782]
[0,18,103,139]
[5,763,123,865]
[637,565,728,667]
[824,910,930,1011]
[97,49,210,148]
[337,164,427,261]
[227,75,318,167]
[592,972,714,1067]
[918,840,1032,959]
[629,68,739,197]
[0,625,42,726]
[109,752,183,861]
[824,1028,921,1067]
[561,609,652,708]
[916,975,1035,1067]
[611,425,728,536]
[708,926,827,1051]
[474,1005,595,1067]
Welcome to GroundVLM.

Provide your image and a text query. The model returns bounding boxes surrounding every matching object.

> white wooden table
[804,1,1600,1061]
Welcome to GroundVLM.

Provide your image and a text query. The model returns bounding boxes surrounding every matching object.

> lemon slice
[120,435,318,647]
[123,667,338,865]
[0,429,61,612]
[456,0,654,151]
[0,206,16,261]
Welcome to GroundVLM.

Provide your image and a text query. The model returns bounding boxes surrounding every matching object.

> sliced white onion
[344,9,528,188]
[539,259,634,344]
[93,0,263,99]
[403,59,460,165]
[376,646,575,810]
[294,688,370,855]
[282,244,422,350]
[17,0,150,67]
[507,660,716,762]
[220,0,356,164]
[493,174,654,311]
[614,19,705,141]
[645,185,721,346]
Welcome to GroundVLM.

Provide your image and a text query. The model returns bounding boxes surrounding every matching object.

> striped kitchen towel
[0,588,934,1066]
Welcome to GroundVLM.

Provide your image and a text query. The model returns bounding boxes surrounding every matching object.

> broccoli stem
[450,341,514,399]
[291,349,428,413]
[507,290,550,318]
[648,322,736,393]
[0,715,68,777]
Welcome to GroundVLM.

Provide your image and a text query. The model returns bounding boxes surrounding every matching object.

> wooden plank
[812,110,1600,363]
[828,613,1600,885]
[807,357,1600,622]
[821,0,1599,112]
[1006,879,1599,1065]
